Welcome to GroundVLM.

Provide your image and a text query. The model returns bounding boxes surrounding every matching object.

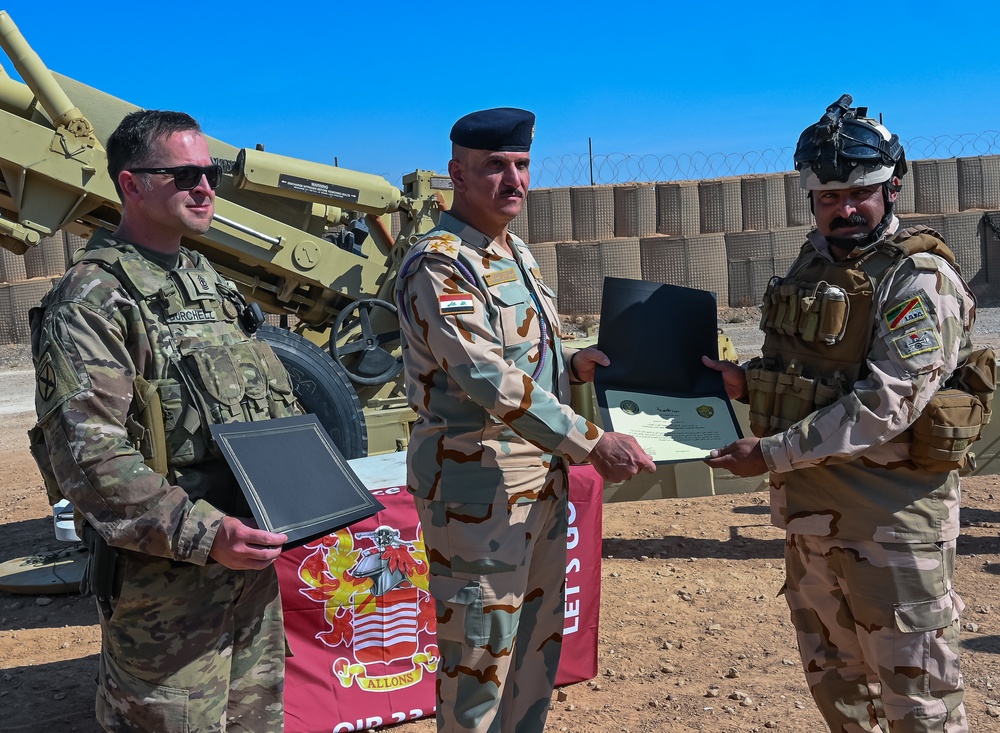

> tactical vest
[29,236,298,503]
[747,227,986,452]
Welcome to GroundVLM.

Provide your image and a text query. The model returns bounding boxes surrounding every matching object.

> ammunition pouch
[953,346,996,419]
[746,358,847,438]
[127,373,169,476]
[184,340,296,426]
[173,339,297,463]
[746,361,778,437]
[80,524,124,615]
[909,347,996,473]
[760,278,851,345]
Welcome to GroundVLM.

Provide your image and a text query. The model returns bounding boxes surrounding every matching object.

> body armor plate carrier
[748,226,994,472]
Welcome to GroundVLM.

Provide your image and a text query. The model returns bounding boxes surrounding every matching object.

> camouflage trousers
[413,469,568,733]
[784,534,967,733]
[94,552,285,732]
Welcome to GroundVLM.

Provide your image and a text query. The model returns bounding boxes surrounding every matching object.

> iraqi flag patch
[439,294,475,315]
[885,295,928,331]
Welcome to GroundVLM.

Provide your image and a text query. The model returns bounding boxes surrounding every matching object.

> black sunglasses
[129,164,222,190]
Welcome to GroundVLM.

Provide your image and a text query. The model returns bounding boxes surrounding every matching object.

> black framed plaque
[210,414,384,548]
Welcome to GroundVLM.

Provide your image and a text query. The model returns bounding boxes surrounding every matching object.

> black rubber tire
[257,325,368,458]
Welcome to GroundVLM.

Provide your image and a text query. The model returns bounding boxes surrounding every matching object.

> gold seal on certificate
[595,278,744,464]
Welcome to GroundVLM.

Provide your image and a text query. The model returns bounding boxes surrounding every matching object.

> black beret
[450,107,535,152]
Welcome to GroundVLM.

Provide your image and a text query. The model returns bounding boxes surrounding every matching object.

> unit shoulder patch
[893,328,941,359]
[884,295,929,331]
[36,352,57,403]
[33,343,89,417]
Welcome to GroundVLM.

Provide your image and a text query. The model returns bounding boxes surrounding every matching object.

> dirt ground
[2,361,1000,731]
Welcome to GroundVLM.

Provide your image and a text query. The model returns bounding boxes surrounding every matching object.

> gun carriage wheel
[257,325,368,458]
[329,298,404,386]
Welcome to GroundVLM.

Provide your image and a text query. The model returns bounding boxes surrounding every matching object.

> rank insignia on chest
[885,295,928,331]
[893,327,941,359]
[483,269,518,286]
[530,267,543,281]
[439,294,475,315]
[178,269,216,298]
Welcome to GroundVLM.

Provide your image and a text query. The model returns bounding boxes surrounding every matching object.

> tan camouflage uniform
[30,229,297,732]
[754,220,974,732]
[396,211,602,732]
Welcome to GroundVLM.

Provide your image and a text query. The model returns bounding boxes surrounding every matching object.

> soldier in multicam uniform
[395,108,655,733]
[28,110,298,732]
[704,96,988,732]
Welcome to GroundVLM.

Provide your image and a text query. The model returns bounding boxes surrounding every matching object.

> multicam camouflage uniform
[750,221,975,732]
[30,229,298,732]
[396,211,602,732]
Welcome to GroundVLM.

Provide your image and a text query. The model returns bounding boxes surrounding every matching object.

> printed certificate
[604,390,741,462]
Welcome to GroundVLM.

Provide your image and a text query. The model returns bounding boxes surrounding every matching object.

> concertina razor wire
[528,131,1000,188]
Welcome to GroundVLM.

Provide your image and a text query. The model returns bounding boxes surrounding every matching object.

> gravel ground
[0,343,31,371]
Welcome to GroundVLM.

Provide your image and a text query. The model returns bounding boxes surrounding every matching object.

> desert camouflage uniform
[752,220,974,732]
[30,229,297,732]
[396,212,602,732]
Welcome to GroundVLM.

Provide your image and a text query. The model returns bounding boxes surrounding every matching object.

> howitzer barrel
[0,11,93,137]
[235,148,404,216]
[0,69,35,119]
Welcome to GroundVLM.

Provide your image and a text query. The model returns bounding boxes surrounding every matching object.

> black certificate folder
[210,414,384,549]
[594,278,743,464]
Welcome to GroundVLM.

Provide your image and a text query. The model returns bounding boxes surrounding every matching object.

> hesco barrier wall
[3,156,1000,343]
[521,154,1000,314]
[0,279,58,343]
[0,231,73,344]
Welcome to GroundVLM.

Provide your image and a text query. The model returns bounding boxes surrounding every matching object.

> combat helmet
[794,94,907,245]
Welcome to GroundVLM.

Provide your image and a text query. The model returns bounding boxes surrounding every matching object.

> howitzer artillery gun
[0,9,450,458]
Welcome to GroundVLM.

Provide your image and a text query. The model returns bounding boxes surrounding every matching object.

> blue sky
[3,1,998,186]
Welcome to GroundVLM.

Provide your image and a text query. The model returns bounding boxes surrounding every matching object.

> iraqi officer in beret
[396,108,654,733]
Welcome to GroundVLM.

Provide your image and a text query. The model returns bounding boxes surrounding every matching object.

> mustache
[830,213,868,229]
[500,187,524,198]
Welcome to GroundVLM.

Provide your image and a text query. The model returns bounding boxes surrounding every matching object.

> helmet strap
[872,180,897,241]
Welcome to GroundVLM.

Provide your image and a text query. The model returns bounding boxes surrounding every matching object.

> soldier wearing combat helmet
[396,108,654,733]
[704,95,990,731]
